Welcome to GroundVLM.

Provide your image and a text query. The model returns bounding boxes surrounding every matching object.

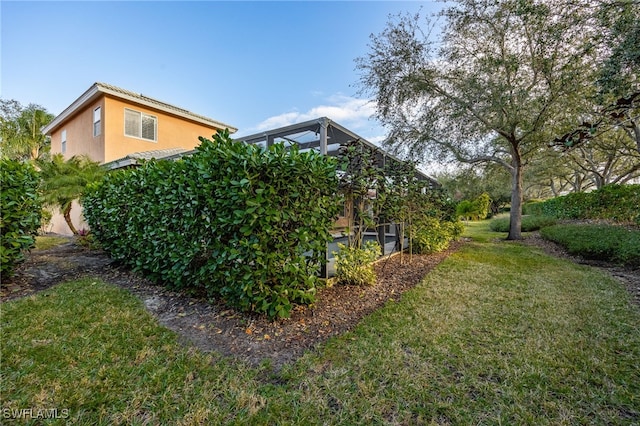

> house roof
[103,147,191,169]
[42,82,237,135]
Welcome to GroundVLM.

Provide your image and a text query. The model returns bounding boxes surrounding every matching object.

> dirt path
[2,234,638,370]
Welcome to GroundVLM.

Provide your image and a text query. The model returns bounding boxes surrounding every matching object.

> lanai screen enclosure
[237,117,439,277]
[105,117,439,278]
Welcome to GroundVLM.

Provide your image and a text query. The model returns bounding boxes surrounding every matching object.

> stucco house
[42,82,237,164]
[42,82,237,234]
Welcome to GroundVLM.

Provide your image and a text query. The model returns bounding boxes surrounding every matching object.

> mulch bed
[3,234,638,370]
[1,239,465,369]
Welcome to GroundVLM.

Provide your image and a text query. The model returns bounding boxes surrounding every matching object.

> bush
[0,159,42,277]
[39,208,52,234]
[456,193,491,221]
[333,240,381,286]
[83,130,340,319]
[490,215,557,232]
[528,184,640,224]
[411,217,463,254]
[540,224,640,267]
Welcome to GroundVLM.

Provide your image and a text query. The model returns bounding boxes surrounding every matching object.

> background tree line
[357,0,639,238]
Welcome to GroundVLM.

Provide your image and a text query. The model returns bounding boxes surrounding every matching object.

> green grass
[1,279,266,425]
[34,235,70,250]
[2,221,639,424]
[541,223,640,267]
[462,219,506,242]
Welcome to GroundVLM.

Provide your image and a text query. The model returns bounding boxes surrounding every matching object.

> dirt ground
[2,234,638,370]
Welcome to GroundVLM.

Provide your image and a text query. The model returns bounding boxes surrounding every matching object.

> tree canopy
[356,0,630,239]
[0,99,54,162]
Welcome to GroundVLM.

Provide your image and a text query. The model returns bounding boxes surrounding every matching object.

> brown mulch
[2,233,638,370]
[1,238,464,370]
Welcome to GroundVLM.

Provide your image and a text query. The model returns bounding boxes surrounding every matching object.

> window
[61,130,67,153]
[124,108,157,141]
[93,107,101,137]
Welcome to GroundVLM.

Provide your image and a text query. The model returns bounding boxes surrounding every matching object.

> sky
[2,1,447,157]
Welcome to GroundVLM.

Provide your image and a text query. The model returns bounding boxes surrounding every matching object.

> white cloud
[367,135,387,145]
[248,94,383,142]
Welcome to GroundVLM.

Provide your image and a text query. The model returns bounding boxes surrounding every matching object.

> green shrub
[334,240,381,286]
[0,159,42,277]
[540,224,640,267]
[531,184,640,224]
[456,200,475,220]
[523,200,543,216]
[456,193,491,221]
[83,130,340,319]
[39,208,52,234]
[411,217,463,254]
[489,215,557,232]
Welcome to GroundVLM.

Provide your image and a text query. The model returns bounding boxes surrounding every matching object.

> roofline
[42,82,238,135]
[237,117,438,184]
[103,148,197,170]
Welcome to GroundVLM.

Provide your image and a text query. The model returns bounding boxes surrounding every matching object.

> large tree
[0,99,54,162]
[357,0,602,239]
[548,1,639,156]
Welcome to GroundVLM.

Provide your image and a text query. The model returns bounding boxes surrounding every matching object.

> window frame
[93,106,101,137]
[124,108,157,142]
[61,129,67,154]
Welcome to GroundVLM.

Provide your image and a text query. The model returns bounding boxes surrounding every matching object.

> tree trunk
[629,119,640,153]
[63,203,79,235]
[507,147,523,240]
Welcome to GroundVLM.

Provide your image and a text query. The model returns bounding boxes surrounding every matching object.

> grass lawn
[34,235,71,251]
[2,221,639,424]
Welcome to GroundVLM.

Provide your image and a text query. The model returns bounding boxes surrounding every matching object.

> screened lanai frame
[237,117,439,278]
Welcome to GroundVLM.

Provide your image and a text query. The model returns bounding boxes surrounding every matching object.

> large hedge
[83,131,340,318]
[524,184,640,224]
[540,224,640,267]
[0,159,42,277]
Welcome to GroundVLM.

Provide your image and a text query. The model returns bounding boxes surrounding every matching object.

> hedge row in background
[540,224,640,267]
[0,159,42,277]
[524,184,640,224]
[490,215,557,233]
[83,131,340,319]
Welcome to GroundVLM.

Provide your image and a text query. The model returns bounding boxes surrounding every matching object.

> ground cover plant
[490,215,557,233]
[2,221,639,424]
[541,223,640,267]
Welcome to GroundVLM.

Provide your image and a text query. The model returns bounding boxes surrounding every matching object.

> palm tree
[0,100,54,161]
[39,154,105,235]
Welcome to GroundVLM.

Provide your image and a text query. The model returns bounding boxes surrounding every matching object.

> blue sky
[2,1,445,147]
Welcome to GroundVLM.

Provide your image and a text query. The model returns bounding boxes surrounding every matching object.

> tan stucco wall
[50,98,106,163]
[45,200,89,236]
[102,96,223,162]
[50,95,228,164]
